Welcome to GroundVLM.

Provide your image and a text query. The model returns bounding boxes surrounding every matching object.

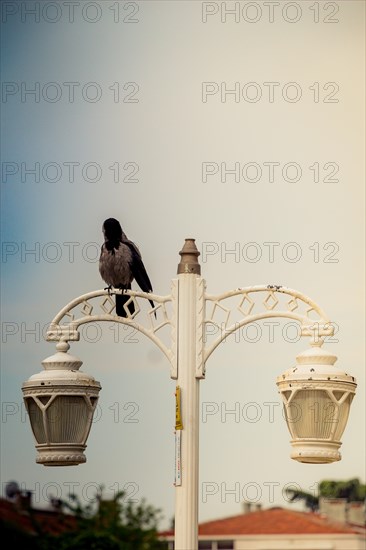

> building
[0,491,76,538]
[319,497,365,527]
[160,505,366,550]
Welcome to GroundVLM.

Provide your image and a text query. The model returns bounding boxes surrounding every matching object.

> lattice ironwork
[46,288,176,367]
[204,285,334,361]
[44,282,334,376]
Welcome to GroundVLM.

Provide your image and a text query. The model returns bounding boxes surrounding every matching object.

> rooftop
[0,497,76,536]
[160,507,364,537]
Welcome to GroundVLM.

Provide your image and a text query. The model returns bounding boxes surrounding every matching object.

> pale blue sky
[1,1,365,530]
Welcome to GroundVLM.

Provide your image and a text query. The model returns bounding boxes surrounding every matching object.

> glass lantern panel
[25,398,47,444]
[333,393,354,441]
[290,390,337,439]
[47,396,91,443]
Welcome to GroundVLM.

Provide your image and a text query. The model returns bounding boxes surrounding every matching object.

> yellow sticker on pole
[175,386,183,430]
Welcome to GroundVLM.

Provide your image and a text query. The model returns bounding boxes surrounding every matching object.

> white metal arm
[46,282,333,381]
[203,284,334,365]
[46,285,178,377]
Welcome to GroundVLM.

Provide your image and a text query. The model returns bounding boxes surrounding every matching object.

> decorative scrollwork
[45,283,334,375]
[46,288,176,367]
[204,285,334,362]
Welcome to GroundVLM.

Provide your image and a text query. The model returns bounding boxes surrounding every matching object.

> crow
[99,218,155,318]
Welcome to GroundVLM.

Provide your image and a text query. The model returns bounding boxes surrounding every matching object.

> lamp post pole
[22,238,357,550]
[174,240,202,549]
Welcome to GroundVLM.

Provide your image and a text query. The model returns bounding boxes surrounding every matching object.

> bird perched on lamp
[99,218,155,317]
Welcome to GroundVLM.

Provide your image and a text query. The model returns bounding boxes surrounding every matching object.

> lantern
[22,341,101,466]
[277,346,357,464]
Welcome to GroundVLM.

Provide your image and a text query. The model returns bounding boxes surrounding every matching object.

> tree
[1,487,167,549]
[26,489,167,550]
[285,488,319,512]
[319,478,366,502]
[285,478,366,512]
[0,519,40,549]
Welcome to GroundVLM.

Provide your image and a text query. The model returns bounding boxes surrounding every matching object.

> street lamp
[277,346,356,464]
[22,239,357,550]
[22,341,101,466]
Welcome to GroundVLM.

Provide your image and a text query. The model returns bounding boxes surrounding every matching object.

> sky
[1,0,365,531]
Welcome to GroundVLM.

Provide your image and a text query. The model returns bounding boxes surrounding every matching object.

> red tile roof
[160,507,363,537]
[0,498,76,536]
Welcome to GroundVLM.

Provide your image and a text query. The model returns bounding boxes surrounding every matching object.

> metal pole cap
[177,239,201,275]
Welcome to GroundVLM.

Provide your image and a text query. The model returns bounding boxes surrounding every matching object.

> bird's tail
[149,299,157,319]
[115,293,135,318]
[115,294,156,319]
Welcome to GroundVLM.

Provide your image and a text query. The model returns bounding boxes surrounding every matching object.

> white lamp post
[22,239,357,550]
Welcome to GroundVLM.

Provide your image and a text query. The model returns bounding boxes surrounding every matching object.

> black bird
[99,218,155,317]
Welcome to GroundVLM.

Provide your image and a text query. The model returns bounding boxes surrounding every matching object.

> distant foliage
[1,519,40,549]
[2,489,167,550]
[318,478,366,502]
[285,488,319,511]
[286,477,366,511]
[44,490,167,550]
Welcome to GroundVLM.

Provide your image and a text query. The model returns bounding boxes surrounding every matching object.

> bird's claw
[104,285,113,295]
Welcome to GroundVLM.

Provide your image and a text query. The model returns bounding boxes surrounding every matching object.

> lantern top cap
[41,349,83,371]
[296,346,337,366]
[23,353,100,387]
[276,346,357,387]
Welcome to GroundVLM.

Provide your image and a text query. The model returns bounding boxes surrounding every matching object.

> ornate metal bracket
[46,283,178,378]
[45,282,334,381]
[199,284,334,378]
